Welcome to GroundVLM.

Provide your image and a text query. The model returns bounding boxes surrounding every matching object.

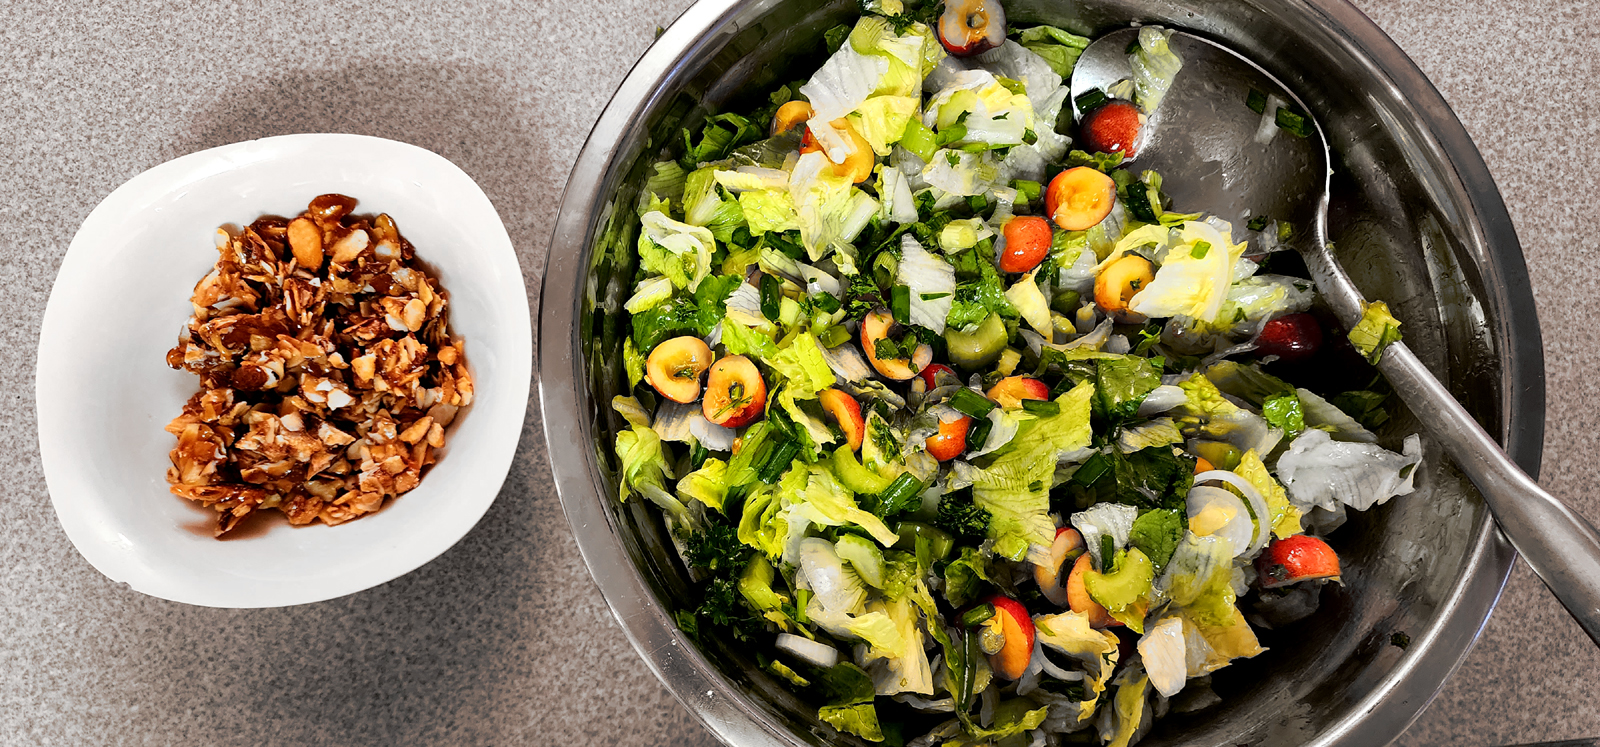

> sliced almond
[287,217,323,270]
[330,228,371,264]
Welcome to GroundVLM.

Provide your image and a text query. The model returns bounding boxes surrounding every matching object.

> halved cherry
[938,0,1007,57]
[987,376,1050,409]
[702,355,767,428]
[918,363,958,390]
[1256,312,1324,364]
[646,336,714,403]
[999,215,1053,273]
[1066,552,1119,629]
[983,594,1035,680]
[1046,166,1117,231]
[819,388,866,451]
[861,309,933,381]
[1033,527,1086,607]
[1079,100,1143,156]
[925,415,972,461]
[772,100,814,137]
[1094,254,1154,323]
[1256,535,1342,589]
[800,118,874,184]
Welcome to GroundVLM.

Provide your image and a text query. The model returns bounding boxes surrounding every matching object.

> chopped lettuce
[816,661,885,742]
[639,210,716,291]
[738,189,802,235]
[683,168,747,243]
[1128,508,1184,569]
[1130,26,1183,113]
[1159,532,1237,627]
[768,332,837,397]
[1235,449,1302,538]
[946,256,1017,331]
[1127,220,1243,323]
[897,234,957,333]
[942,546,990,607]
[1018,25,1092,77]
[1004,271,1052,336]
[677,457,730,512]
[1349,299,1403,364]
[1099,667,1152,747]
[1094,354,1163,421]
[1276,429,1423,513]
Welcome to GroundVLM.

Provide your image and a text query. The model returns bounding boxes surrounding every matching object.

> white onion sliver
[1194,469,1272,555]
[776,633,839,669]
[689,414,736,452]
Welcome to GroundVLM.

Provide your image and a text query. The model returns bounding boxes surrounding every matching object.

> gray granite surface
[2,0,1596,745]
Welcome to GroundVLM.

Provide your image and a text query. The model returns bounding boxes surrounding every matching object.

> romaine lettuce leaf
[768,332,836,397]
[1094,354,1163,421]
[945,256,1017,331]
[1159,532,1236,627]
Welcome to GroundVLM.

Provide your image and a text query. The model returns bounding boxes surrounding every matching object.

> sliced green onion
[757,439,800,483]
[1099,534,1115,572]
[1074,88,1108,114]
[1011,179,1042,204]
[949,388,996,419]
[966,194,989,213]
[890,285,911,324]
[1021,399,1060,416]
[894,522,955,561]
[961,603,996,627]
[759,273,781,320]
[964,416,993,452]
[1246,88,1267,114]
[690,440,710,469]
[1275,107,1312,138]
[878,473,925,514]
[1071,452,1111,486]
[1190,241,1211,259]
[1246,214,1271,231]
[936,124,967,147]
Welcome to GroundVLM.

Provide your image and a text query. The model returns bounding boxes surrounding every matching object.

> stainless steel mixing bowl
[538,0,1546,743]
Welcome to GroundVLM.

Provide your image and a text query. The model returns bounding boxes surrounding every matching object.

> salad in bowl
[604,1,1420,744]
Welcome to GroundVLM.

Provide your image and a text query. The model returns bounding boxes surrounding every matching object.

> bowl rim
[37,132,532,609]
[537,0,1544,743]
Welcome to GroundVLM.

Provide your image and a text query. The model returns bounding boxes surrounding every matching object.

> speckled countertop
[3,0,1597,745]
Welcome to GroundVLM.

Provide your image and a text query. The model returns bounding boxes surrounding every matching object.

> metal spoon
[1070,27,1600,646]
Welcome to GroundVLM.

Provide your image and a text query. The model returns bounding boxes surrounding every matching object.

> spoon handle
[1378,341,1600,646]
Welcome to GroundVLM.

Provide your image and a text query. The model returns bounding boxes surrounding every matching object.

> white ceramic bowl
[36,134,530,608]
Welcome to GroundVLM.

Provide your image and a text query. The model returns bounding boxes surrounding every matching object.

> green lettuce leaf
[942,546,990,607]
[1018,25,1092,77]
[639,210,715,291]
[738,189,802,236]
[768,332,836,397]
[945,257,1017,331]
[1094,354,1163,421]
[1128,508,1184,569]
[1348,299,1403,364]
[677,457,730,512]
[682,168,746,244]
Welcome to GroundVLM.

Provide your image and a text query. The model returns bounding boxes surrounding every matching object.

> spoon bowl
[1071,27,1600,646]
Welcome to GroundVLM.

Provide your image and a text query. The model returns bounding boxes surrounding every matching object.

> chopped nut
[287,217,323,270]
[164,194,468,538]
